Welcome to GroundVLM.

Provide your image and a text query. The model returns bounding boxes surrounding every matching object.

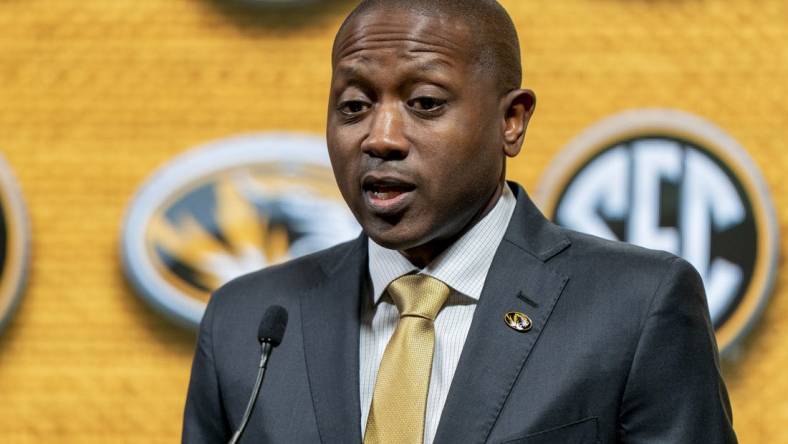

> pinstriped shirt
[360,184,517,444]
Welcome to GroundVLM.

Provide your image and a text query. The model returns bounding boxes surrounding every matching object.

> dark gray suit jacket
[183,184,736,443]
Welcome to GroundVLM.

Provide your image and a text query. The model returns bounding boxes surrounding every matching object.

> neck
[400,181,505,268]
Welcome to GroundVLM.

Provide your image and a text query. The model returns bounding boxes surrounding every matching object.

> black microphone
[228,305,288,444]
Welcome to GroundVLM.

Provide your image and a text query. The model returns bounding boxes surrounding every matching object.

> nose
[361,101,409,160]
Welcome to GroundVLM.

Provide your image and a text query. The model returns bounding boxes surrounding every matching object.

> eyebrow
[335,64,364,79]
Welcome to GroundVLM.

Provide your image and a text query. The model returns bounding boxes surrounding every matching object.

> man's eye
[338,100,370,116]
[407,97,447,112]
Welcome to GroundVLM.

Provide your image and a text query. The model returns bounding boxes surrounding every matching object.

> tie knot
[386,274,451,321]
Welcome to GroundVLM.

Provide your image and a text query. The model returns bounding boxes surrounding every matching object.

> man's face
[327,8,507,255]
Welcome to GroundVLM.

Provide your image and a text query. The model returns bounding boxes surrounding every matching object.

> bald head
[334,0,522,94]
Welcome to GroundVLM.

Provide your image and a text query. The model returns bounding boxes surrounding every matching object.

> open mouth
[367,184,414,200]
[362,176,417,212]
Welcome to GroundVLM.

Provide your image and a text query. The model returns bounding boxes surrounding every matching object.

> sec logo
[0,155,30,335]
[537,109,778,353]
[121,133,360,328]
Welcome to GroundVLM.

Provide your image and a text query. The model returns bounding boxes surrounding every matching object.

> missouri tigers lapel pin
[504,312,532,332]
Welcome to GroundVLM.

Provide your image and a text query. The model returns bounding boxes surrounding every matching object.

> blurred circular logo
[537,109,778,353]
[122,133,360,328]
[0,155,30,335]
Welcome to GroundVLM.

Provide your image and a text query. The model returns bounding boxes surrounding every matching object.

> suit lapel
[301,236,367,444]
[434,184,571,444]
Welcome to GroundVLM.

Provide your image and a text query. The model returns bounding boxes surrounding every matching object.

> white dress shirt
[360,184,517,444]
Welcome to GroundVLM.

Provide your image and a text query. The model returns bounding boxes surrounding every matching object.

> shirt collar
[367,183,517,303]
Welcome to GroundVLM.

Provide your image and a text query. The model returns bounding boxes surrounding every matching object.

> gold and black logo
[504,312,532,332]
[0,154,29,335]
[122,134,359,328]
[537,110,778,353]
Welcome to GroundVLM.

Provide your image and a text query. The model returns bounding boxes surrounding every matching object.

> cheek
[328,151,356,205]
[456,112,504,174]
[327,129,357,174]
[420,119,499,175]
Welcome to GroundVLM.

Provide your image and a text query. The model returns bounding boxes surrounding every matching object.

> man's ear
[502,89,536,157]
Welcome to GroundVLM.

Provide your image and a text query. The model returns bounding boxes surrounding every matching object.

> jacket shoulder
[558,226,683,275]
[209,237,361,309]
[552,226,703,320]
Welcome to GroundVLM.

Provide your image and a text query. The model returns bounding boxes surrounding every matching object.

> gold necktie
[364,274,452,444]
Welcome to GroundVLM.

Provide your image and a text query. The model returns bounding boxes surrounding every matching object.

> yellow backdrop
[0,0,785,442]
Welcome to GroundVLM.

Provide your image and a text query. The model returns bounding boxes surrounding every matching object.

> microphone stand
[228,341,273,444]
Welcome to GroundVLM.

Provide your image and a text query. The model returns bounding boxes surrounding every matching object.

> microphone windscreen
[258,305,288,346]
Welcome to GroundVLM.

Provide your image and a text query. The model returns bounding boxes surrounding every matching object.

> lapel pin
[504,311,532,332]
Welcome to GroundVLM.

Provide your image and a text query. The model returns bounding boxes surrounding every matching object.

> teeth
[372,190,401,200]
[365,181,414,202]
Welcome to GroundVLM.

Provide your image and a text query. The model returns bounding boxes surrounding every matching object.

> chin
[365,231,411,251]
[364,223,427,252]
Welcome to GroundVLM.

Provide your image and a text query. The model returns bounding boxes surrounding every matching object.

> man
[183,1,737,443]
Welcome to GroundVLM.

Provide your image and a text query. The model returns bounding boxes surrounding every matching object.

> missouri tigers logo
[0,154,30,335]
[537,109,778,353]
[121,134,360,328]
[504,311,532,332]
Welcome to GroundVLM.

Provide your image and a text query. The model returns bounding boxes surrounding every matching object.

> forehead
[332,9,478,71]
